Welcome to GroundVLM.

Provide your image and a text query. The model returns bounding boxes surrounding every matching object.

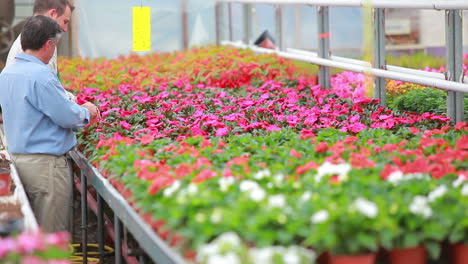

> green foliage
[391,88,447,115]
[386,52,446,70]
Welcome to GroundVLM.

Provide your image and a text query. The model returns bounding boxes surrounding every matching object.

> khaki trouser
[11,153,72,233]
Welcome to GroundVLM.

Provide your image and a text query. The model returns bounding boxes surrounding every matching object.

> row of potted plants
[94,125,468,263]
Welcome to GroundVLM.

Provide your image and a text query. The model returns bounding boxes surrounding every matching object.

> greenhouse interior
[1,0,468,264]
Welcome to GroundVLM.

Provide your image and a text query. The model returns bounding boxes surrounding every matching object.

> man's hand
[81,102,101,125]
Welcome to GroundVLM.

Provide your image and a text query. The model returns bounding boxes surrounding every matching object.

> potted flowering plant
[303,177,396,264]
[0,153,11,196]
[384,176,452,264]
[438,176,468,264]
[0,231,71,263]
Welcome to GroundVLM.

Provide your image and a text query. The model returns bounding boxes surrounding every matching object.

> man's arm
[27,76,92,129]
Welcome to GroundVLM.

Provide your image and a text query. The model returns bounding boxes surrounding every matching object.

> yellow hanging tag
[133,7,151,51]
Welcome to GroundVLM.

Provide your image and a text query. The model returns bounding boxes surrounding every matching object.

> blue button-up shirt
[0,53,89,156]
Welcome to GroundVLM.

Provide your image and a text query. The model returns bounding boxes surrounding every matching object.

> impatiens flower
[119,120,132,130]
[315,142,328,153]
[207,253,241,264]
[17,232,46,253]
[249,187,266,202]
[315,162,351,183]
[409,196,432,218]
[218,177,235,192]
[210,208,223,224]
[300,191,312,202]
[163,180,181,197]
[268,195,286,208]
[352,198,378,218]
[253,169,271,180]
[311,210,329,224]
[215,127,229,137]
[387,170,404,185]
[427,185,447,202]
[461,184,468,196]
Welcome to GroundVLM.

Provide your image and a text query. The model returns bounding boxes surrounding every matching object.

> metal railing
[69,150,187,264]
[215,0,468,123]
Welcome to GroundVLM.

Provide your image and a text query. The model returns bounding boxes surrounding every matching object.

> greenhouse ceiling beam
[223,41,468,93]
[219,0,468,10]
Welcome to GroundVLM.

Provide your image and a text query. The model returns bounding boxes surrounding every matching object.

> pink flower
[0,237,17,258]
[45,232,70,248]
[140,134,155,145]
[119,121,132,130]
[266,124,281,131]
[215,127,229,137]
[17,232,45,254]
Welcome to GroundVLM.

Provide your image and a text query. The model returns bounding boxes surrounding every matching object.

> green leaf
[425,241,441,260]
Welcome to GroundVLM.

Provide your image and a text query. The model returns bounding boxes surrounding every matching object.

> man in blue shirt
[0,15,99,232]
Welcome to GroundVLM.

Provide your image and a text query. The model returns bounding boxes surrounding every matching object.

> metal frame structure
[69,150,187,264]
[215,0,468,123]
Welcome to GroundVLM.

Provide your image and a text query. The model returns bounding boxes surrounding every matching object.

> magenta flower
[0,237,17,258]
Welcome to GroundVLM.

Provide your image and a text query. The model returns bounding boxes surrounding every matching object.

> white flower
[197,244,220,261]
[216,232,242,247]
[311,210,329,224]
[268,194,286,208]
[240,180,260,192]
[219,177,235,192]
[249,187,266,202]
[409,195,432,218]
[283,250,300,264]
[352,198,378,218]
[249,248,274,263]
[163,180,181,197]
[207,253,240,264]
[187,184,198,195]
[300,191,312,202]
[254,169,271,180]
[195,212,207,223]
[210,208,223,224]
[462,184,468,196]
[387,170,403,185]
[428,185,447,202]
[315,162,351,182]
[273,173,285,185]
[239,180,266,201]
[453,176,466,188]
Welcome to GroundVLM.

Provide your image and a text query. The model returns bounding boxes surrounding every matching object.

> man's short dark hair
[21,15,63,51]
[33,0,75,16]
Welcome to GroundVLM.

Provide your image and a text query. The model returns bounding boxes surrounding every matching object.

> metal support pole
[373,8,387,106]
[181,0,188,49]
[275,5,284,50]
[215,2,222,45]
[115,215,122,264]
[80,170,88,264]
[228,3,233,41]
[317,6,330,88]
[445,10,464,123]
[97,194,105,264]
[243,4,252,44]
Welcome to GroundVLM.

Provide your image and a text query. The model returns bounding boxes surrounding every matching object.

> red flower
[455,135,468,150]
[148,176,174,195]
[290,149,302,159]
[350,152,376,169]
[381,164,399,180]
[192,169,217,183]
[315,142,328,153]
[139,134,154,145]
[295,161,318,175]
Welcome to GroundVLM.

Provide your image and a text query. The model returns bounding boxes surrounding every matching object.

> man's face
[48,6,72,32]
